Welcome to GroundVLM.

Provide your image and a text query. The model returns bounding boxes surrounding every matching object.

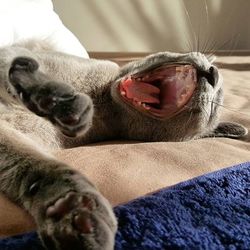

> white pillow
[0,0,89,58]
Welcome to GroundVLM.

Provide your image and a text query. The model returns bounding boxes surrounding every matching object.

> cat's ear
[208,122,248,139]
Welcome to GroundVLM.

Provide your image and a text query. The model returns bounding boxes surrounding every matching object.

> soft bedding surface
[1,161,249,249]
[0,55,250,237]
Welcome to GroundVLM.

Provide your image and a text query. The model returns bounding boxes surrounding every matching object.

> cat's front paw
[9,57,93,137]
[38,191,116,250]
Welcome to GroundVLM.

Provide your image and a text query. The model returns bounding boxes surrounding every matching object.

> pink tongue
[121,78,160,104]
[120,65,197,117]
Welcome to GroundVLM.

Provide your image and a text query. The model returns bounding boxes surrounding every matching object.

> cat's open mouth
[118,64,197,119]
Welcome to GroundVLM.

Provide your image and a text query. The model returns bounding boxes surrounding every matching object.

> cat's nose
[197,66,217,87]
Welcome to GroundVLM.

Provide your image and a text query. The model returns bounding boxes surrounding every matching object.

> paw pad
[46,192,78,219]
[46,192,95,222]
[10,57,39,74]
[73,211,94,234]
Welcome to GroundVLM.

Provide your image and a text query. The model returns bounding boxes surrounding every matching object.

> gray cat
[0,40,247,250]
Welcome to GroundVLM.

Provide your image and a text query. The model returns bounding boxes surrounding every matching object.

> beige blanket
[0,55,249,237]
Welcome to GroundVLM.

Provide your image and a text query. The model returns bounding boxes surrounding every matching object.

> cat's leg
[7,57,93,137]
[0,121,117,250]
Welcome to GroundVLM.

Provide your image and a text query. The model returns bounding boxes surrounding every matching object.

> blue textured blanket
[1,162,249,250]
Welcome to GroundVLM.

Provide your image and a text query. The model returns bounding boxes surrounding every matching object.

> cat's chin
[117,64,197,120]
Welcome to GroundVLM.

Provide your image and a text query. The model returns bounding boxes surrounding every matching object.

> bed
[0,0,249,248]
[0,53,249,243]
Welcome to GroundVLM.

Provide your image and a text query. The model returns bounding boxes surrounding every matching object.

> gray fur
[0,40,247,250]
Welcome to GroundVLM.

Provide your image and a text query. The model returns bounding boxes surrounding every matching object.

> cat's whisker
[184,108,194,131]
[205,38,220,55]
[183,34,193,52]
[181,0,197,52]
[196,22,201,55]
[207,53,216,61]
[204,0,210,31]
[187,35,194,52]
[199,4,239,55]
[200,105,211,122]
[200,0,209,53]
[200,0,213,54]
[209,101,250,118]
[206,33,240,56]
[227,34,240,57]
[204,35,220,55]
[202,38,212,54]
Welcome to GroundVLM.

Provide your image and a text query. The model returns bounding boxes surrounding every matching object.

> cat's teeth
[137,77,142,81]
[121,91,126,96]
[142,103,150,110]
[177,93,187,106]
[137,101,142,105]
[142,75,149,81]
[19,92,23,100]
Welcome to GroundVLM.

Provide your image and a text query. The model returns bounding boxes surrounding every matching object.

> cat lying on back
[0,40,247,250]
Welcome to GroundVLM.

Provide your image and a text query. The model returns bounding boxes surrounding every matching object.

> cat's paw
[9,57,93,137]
[38,191,116,250]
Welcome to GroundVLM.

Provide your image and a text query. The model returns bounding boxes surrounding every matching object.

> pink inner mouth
[119,64,197,119]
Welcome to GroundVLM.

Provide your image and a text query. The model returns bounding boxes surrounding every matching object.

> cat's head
[110,52,247,141]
